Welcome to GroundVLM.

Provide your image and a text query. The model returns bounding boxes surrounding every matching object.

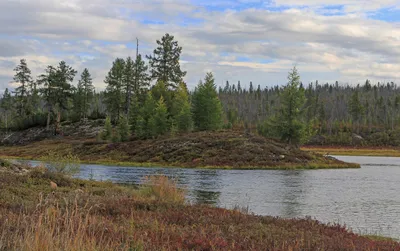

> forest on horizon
[1,33,400,147]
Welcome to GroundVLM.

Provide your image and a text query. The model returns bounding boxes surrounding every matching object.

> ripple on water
[25,156,400,238]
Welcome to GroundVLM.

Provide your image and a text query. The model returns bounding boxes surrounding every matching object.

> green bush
[41,151,80,176]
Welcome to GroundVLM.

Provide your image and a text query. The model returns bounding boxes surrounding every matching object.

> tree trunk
[46,105,51,131]
[55,111,61,135]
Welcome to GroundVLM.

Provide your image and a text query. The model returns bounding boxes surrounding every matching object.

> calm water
[28,156,400,238]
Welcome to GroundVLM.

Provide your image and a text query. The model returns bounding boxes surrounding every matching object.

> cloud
[0,0,399,92]
[271,0,399,13]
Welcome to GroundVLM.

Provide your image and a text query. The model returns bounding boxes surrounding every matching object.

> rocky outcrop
[0,119,104,145]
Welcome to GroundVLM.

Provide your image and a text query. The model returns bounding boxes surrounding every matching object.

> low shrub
[139,175,186,204]
[40,151,80,176]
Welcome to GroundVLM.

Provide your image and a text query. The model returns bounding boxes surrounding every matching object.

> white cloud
[0,0,399,92]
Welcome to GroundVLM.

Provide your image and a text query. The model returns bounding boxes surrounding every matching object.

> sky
[0,0,399,94]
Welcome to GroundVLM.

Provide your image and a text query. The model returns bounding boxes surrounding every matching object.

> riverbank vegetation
[302,146,400,157]
[0,161,398,250]
[0,130,359,169]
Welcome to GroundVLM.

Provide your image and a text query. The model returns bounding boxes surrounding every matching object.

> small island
[0,129,359,170]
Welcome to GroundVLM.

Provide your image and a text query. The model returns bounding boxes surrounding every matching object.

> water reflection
[191,169,221,205]
[280,170,308,218]
[24,156,400,238]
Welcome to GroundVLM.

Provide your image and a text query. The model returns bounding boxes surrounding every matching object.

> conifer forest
[1,33,400,147]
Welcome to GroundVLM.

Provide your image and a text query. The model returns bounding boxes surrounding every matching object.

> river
[28,155,400,238]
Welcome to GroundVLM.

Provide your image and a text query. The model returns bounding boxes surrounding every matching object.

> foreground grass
[302,146,400,157]
[0,163,399,250]
[0,131,360,169]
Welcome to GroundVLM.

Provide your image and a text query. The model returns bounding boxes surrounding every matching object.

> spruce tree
[192,72,223,131]
[118,115,130,142]
[146,33,186,89]
[154,96,169,136]
[101,116,113,141]
[13,59,33,116]
[0,88,12,131]
[135,92,157,139]
[273,67,306,145]
[151,80,173,114]
[105,58,125,122]
[134,115,146,139]
[174,82,193,132]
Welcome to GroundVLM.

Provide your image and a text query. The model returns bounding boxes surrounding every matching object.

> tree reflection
[280,170,308,218]
[191,169,221,205]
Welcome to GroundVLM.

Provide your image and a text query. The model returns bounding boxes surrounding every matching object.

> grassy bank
[0,131,360,169]
[0,161,398,250]
[303,146,400,157]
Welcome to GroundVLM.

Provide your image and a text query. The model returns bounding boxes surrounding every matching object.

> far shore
[0,155,360,170]
[302,146,400,157]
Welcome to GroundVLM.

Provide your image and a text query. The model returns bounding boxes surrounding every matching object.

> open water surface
[28,155,400,238]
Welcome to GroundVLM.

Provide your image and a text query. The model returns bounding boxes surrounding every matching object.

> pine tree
[123,57,135,116]
[52,61,77,134]
[37,61,76,134]
[13,59,33,116]
[77,68,94,120]
[192,72,223,131]
[37,65,57,130]
[133,54,150,101]
[146,33,186,89]
[105,58,125,122]
[123,55,150,118]
[273,67,306,145]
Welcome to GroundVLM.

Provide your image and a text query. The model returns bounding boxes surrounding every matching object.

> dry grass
[139,175,186,204]
[0,196,129,251]
[302,146,400,157]
[0,164,399,250]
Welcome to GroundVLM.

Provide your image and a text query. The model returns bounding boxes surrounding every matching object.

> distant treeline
[219,80,400,146]
[1,33,399,146]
